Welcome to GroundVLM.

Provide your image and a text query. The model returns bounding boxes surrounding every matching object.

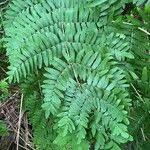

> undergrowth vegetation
[0,0,150,150]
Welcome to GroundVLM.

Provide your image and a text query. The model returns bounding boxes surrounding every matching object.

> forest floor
[0,53,34,150]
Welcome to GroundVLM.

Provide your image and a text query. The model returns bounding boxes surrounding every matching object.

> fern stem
[61,24,81,87]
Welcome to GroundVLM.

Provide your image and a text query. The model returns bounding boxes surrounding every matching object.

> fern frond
[39,43,132,148]
[24,94,59,150]
[4,0,149,149]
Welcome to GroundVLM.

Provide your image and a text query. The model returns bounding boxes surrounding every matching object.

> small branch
[130,83,144,102]
[16,93,24,150]
[138,27,150,36]
[0,0,9,5]
[112,21,150,36]
[141,128,146,141]
[0,66,6,73]
[24,114,29,149]
[0,90,19,108]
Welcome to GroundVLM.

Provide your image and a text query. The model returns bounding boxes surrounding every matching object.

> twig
[2,110,16,132]
[1,95,35,150]
[18,143,30,150]
[138,27,150,36]
[0,0,9,5]
[24,114,29,149]
[140,128,146,141]
[0,90,19,108]
[123,21,150,36]
[112,21,150,36]
[16,132,35,150]
[0,66,6,73]
[16,93,24,150]
[130,83,144,102]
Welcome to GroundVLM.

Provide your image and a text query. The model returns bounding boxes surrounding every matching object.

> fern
[3,0,150,149]
[0,120,8,136]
